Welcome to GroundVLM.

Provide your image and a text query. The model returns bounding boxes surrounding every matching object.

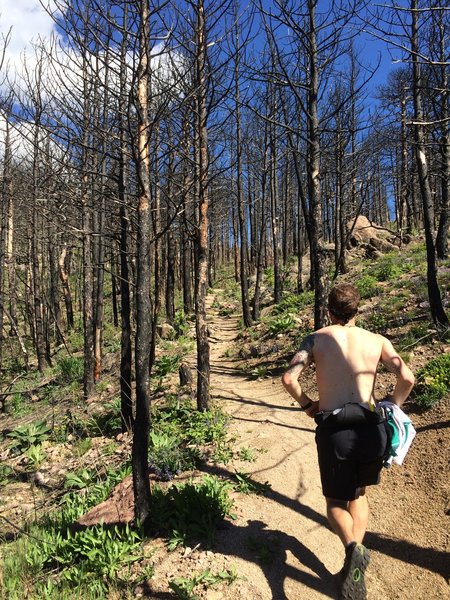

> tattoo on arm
[286,334,315,377]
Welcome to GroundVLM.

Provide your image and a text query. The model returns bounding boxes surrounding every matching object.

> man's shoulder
[317,325,384,343]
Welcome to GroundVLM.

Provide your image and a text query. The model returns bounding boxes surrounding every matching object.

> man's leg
[326,490,368,546]
[326,498,357,547]
[327,494,370,599]
[348,489,368,544]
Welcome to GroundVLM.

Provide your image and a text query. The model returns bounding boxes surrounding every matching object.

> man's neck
[329,315,357,327]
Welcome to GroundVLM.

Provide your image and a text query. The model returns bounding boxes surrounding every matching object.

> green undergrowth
[1,390,251,598]
[150,475,236,550]
[414,353,450,409]
[149,398,231,479]
[1,464,139,599]
[169,566,241,600]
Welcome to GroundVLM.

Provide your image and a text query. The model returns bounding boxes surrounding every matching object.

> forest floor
[144,293,450,600]
[1,280,449,599]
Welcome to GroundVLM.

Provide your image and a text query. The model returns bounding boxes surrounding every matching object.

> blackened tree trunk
[234,12,252,328]
[194,0,211,411]
[411,0,448,326]
[0,124,7,372]
[81,86,95,398]
[252,118,269,321]
[132,0,152,527]
[58,244,74,330]
[307,0,328,329]
[435,8,449,259]
[31,123,47,373]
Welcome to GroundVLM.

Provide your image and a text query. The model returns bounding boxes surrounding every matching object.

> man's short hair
[328,283,360,324]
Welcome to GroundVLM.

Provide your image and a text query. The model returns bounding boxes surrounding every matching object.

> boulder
[157,323,175,339]
[347,215,391,244]
[369,236,396,252]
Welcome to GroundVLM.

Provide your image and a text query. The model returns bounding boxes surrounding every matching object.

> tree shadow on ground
[364,532,450,581]
[214,518,337,599]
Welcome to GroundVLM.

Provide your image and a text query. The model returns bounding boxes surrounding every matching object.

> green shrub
[267,314,295,335]
[1,463,138,600]
[152,400,229,447]
[67,329,84,352]
[174,309,189,337]
[152,354,181,378]
[360,311,388,333]
[264,267,274,288]
[150,475,235,549]
[272,291,314,315]
[234,471,271,495]
[7,420,51,452]
[5,393,31,417]
[24,444,47,468]
[0,464,13,485]
[57,356,84,384]
[250,365,268,379]
[42,523,143,580]
[356,274,379,299]
[64,469,95,490]
[148,431,198,481]
[414,353,450,409]
[372,256,405,282]
[169,567,239,599]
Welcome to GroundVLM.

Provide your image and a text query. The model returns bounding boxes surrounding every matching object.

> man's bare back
[282,318,414,414]
[308,324,385,410]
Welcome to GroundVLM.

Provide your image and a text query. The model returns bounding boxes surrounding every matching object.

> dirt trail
[199,294,449,600]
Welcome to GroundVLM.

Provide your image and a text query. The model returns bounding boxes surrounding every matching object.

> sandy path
[204,295,449,600]
[206,300,342,599]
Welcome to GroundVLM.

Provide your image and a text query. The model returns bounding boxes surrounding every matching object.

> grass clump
[57,356,84,385]
[414,353,450,409]
[149,400,230,479]
[169,567,240,599]
[151,475,235,549]
[356,274,379,299]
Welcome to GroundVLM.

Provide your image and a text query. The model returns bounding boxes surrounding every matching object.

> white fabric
[378,401,416,466]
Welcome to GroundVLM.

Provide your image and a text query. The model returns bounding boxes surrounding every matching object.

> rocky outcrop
[347,215,399,258]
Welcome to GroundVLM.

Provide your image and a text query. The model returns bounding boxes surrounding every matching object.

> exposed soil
[1,293,449,600]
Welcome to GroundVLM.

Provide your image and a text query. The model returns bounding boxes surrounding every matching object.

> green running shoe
[339,543,370,600]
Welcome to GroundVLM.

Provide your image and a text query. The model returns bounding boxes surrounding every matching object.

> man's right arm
[281,334,319,416]
[380,337,415,406]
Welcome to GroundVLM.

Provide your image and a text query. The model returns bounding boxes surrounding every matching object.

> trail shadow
[415,420,450,433]
[364,532,450,581]
[218,475,449,586]
[227,413,315,434]
[201,462,329,531]
[214,391,316,415]
[210,364,248,376]
[214,519,336,599]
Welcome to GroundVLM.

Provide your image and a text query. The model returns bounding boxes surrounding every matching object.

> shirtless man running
[281,283,415,600]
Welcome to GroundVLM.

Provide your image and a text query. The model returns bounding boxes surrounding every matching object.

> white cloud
[0,0,60,73]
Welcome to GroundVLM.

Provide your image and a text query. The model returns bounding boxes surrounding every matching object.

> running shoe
[338,542,370,600]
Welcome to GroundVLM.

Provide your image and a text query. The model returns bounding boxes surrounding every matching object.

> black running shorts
[314,403,390,501]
